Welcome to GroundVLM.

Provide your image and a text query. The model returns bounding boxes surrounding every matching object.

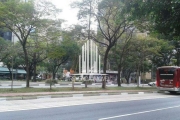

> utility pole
[85,0,92,88]
[11,32,14,91]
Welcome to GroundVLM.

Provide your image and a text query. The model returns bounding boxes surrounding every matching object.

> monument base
[71,73,108,82]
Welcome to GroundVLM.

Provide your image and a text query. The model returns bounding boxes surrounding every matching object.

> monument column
[80,40,101,74]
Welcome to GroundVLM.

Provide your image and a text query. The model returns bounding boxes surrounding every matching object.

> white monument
[79,40,101,74]
[71,39,107,82]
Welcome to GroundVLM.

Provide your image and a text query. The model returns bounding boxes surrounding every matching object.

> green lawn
[0,86,157,93]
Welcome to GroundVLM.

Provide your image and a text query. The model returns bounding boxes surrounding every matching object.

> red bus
[156,66,180,93]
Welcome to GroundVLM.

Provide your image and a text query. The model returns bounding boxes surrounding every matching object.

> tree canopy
[123,0,180,40]
[0,0,62,87]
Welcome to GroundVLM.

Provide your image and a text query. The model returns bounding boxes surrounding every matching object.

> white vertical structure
[99,55,101,74]
[82,43,87,73]
[90,40,93,73]
[79,55,81,73]
[94,45,98,73]
[79,40,101,74]
[87,41,89,73]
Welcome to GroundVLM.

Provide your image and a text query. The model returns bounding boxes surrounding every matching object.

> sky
[50,0,81,28]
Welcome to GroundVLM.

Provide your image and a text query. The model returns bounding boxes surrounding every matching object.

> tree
[109,33,134,86]
[0,37,10,61]
[151,40,175,67]
[123,0,180,37]
[131,34,160,86]
[0,38,14,79]
[61,30,81,72]
[0,0,61,87]
[26,37,48,81]
[123,0,180,65]
[0,39,25,80]
[46,33,80,79]
[95,0,134,88]
[73,0,134,88]
[110,32,162,86]
[45,79,58,90]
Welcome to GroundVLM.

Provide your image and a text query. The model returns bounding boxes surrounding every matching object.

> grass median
[0,86,157,93]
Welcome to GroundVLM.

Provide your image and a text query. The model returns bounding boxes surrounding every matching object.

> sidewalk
[0,89,158,101]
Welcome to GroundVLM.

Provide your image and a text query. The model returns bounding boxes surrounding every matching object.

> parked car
[148,82,156,86]
[36,76,42,80]
[36,75,46,80]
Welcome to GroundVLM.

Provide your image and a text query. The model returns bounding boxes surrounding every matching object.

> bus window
[159,68,175,80]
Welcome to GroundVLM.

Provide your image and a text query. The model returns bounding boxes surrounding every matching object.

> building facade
[0,30,12,41]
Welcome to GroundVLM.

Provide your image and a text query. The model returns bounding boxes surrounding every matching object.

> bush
[121,78,126,83]
[82,80,93,84]
[75,80,83,82]
[45,79,58,85]
[45,79,58,90]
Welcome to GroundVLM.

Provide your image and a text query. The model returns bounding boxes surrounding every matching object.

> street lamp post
[11,32,15,91]
[177,48,180,66]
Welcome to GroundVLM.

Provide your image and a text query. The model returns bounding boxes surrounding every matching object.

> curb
[0,91,158,101]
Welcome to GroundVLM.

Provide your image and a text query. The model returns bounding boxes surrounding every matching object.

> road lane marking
[99,105,180,120]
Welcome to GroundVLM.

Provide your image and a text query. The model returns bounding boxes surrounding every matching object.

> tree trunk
[72,76,75,90]
[29,69,33,80]
[85,76,88,88]
[102,48,110,89]
[23,46,30,87]
[33,53,37,82]
[127,72,131,84]
[103,49,109,74]
[26,64,30,87]
[117,66,122,87]
[33,65,37,81]
[50,82,52,90]
[137,64,141,87]
[7,66,12,80]
[53,72,56,79]
[85,80,87,88]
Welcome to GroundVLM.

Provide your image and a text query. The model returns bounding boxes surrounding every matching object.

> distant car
[36,76,46,80]
[36,76,42,80]
[148,82,156,86]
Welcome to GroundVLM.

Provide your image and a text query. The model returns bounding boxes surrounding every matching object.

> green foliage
[71,0,98,21]
[48,45,66,59]
[82,80,93,84]
[45,79,58,85]
[151,40,175,67]
[45,79,58,90]
[0,37,10,61]
[44,29,80,79]
[110,33,160,71]
[47,32,80,60]
[0,87,156,93]
[123,0,180,39]
[0,0,62,87]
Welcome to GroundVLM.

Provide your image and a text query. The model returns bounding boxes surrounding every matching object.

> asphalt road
[0,93,179,120]
[0,80,149,88]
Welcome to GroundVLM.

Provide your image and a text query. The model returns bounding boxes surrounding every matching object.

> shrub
[75,80,83,82]
[45,79,58,84]
[45,79,58,90]
[82,80,93,84]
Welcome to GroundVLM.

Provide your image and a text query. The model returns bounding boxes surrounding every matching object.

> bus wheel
[169,91,177,94]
